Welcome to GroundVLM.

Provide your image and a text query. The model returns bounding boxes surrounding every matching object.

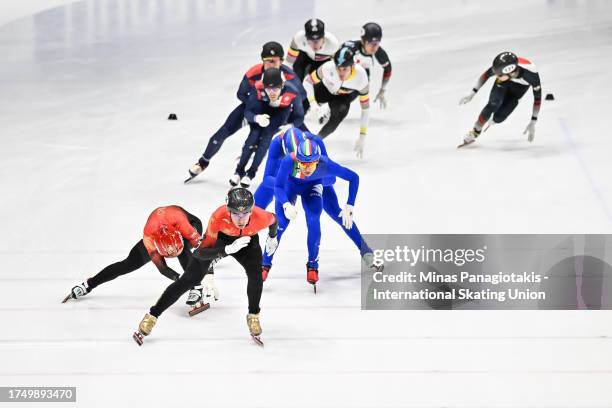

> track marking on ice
[559,117,612,225]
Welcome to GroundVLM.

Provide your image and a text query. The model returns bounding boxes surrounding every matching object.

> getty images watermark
[361,234,612,310]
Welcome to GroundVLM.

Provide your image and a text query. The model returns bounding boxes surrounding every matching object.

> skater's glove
[339,204,354,230]
[225,236,251,255]
[265,235,278,256]
[306,103,320,120]
[374,88,387,109]
[255,114,270,127]
[282,202,298,220]
[459,90,476,105]
[354,133,366,159]
[523,119,537,142]
[202,274,219,301]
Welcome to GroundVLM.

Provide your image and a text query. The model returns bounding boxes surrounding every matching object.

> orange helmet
[153,226,184,258]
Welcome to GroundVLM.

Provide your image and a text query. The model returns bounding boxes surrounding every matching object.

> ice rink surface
[1,0,612,406]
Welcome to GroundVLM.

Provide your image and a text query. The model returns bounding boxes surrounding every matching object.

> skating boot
[262,265,271,282]
[229,174,241,187]
[240,176,252,188]
[185,158,208,183]
[132,313,157,346]
[62,282,90,303]
[306,264,319,294]
[362,252,384,272]
[247,313,263,346]
[458,129,480,148]
[187,285,210,317]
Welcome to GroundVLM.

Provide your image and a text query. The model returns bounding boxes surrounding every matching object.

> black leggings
[314,83,358,138]
[149,234,264,317]
[87,210,202,289]
[477,80,529,130]
[292,53,326,82]
[87,240,193,289]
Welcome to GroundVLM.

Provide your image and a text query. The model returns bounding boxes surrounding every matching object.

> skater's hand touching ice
[354,133,366,159]
[202,274,219,301]
[225,236,251,255]
[523,119,536,142]
[459,90,476,105]
[374,88,387,109]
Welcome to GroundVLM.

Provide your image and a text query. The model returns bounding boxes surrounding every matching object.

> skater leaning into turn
[303,46,371,157]
[63,206,203,303]
[133,188,278,346]
[230,67,304,188]
[186,41,306,183]
[253,126,382,281]
[458,51,542,147]
[342,22,392,109]
[263,138,360,292]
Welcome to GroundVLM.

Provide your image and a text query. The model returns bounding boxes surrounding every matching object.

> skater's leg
[245,130,275,179]
[473,81,508,132]
[232,234,263,314]
[292,53,311,82]
[87,240,149,289]
[253,178,275,209]
[318,96,351,138]
[322,186,372,254]
[492,83,529,124]
[235,125,261,177]
[149,254,210,317]
[201,104,246,163]
[301,184,324,268]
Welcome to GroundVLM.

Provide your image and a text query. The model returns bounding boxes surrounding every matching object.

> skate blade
[61,294,72,303]
[133,332,144,346]
[188,302,210,317]
[184,175,197,184]
[457,140,475,149]
[250,334,264,347]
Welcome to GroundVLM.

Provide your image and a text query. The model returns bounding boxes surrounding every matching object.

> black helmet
[492,52,518,76]
[305,18,325,40]
[361,22,382,42]
[334,47,355,68]
[262,68,283,88]
[227,188,254,213]
[261,41,284,60]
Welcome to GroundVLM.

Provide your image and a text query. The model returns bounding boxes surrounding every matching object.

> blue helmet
[281,127,306,155]
[295,139,321,163]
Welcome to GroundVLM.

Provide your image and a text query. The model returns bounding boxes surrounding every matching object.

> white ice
[1,0,612,407]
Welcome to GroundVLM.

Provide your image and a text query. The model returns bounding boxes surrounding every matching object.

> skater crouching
[133,188,278,346]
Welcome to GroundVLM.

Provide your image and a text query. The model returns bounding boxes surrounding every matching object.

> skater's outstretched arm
[326,159,359,206]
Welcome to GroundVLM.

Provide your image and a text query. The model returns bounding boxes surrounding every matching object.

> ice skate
[306,264,319,294]
[184,159,208,183]
[187,285,210,317]
[62,282,90,303]
[240,176,252,188]
[362,252,384,272]
[229,174,241,187]
[247,313,263,346]
[132,313,157,346]
[457,129,479,148]
[261,265,271,282]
